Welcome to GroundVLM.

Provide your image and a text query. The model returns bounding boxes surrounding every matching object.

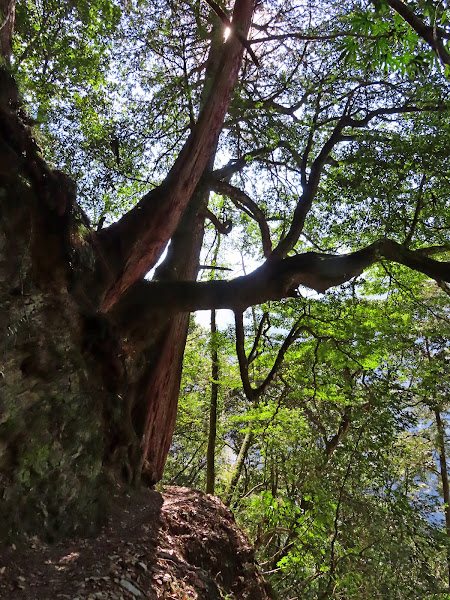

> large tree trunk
[0,0,14,63]
[0,69,126,539]
[0,0,255,538]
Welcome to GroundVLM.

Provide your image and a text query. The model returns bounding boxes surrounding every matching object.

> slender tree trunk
[224,429,252,506]
[206,309,219,494]
[434,408,450,588]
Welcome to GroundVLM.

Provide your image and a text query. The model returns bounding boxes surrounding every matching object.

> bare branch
[272,114,348,258]
[234,312,307,402]
[404,174,427,246]
[325,406,352,461]
[249,30,394,45]
[254,319,306,398]
[272,102,448,259]
[234,311,256,400]
[248,312,270,364]
[200,264,233,271]
[209,178,273,256]
[204,207,233,234]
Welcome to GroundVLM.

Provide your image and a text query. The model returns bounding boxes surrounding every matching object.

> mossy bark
[0,176,115,539]
[0,68,206,538]
[0,70,136,539]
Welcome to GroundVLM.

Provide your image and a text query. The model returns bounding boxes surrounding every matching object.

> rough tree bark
[0,0,255,538]
[128,17,228,486]
[0,0,14,62]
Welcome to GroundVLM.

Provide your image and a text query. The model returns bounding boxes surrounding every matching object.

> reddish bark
[129,179,209,482]
[139,312,191,483]
[97,0,255,311]
[127,12,229,479]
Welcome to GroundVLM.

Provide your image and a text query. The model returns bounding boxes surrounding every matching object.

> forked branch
[209,178,273,256]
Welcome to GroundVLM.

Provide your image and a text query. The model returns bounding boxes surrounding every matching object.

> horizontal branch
[249,31,393,45]
[109,240,450,323]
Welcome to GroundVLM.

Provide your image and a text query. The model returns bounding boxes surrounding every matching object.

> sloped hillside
[0,486,273,599]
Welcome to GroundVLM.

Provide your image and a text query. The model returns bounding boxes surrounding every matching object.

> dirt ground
[0,486,273,600]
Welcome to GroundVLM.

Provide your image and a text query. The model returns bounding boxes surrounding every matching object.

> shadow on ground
[0,486,272,600]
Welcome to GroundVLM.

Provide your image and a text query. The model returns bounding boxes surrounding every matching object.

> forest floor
[0,486,273,600]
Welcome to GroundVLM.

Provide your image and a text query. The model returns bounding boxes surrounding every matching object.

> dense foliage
[167,286,450,598]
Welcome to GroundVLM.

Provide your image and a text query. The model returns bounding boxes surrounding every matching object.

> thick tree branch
[110,240,450,329]
[417,245,450,256]
[386,0,450,67]
[96,0,255,311]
